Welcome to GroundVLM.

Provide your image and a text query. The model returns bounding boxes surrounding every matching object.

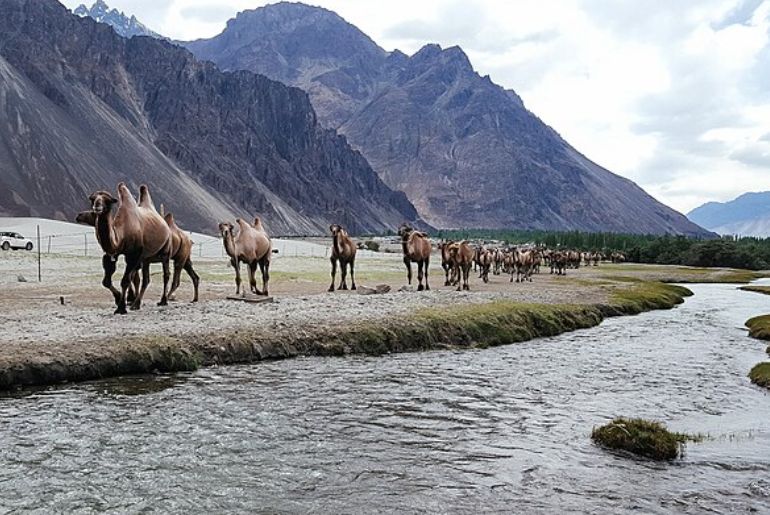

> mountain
[185,2,710,236]
[0,0,420,235]
[688,192,770,237]
[73,0,160,39]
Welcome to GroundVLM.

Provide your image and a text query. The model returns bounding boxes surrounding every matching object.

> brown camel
[447,241,474,291]
[164,212,200,302]
[328,224,357,292]
[438,241,455,286]
[513,248,536,283]
[478,248,492,283]
[398,223,431,291]
[220,217,272,296]
[86,183,172,314]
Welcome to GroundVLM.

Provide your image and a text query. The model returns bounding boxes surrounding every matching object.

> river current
[1,283,769,513]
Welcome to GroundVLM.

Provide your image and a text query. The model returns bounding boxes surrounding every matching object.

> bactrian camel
[86,183,172,314]
[220,217,272,296]
[398,223,431,291]
[447,240,474,291]
[328,224,356,292]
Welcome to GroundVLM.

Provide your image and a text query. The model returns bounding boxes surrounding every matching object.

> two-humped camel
[328,224,356,292]
[86,183,172,314]
[220,217,272,296]
[447,241,474,291]
[398,223,431,291]
[439,241,455,286]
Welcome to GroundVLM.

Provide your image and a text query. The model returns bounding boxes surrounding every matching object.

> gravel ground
[0,248,747,350]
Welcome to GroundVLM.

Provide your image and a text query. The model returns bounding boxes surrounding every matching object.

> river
[1,283,769,513]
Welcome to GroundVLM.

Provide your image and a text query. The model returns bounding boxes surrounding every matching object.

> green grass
[746,315,770,341]
[591,417,701,460]
[749,363,770,388]
[740,285,770,296]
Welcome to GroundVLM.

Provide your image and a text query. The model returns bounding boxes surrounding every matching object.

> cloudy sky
[61,0,770,214]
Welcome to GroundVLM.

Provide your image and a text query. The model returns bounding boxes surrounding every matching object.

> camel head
[397,223,413,240]
[218,222,234,239]
[329,224,344,237]
[75,210,97,227]
[89,191,118,216]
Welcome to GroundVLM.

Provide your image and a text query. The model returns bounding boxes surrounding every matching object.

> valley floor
[0,246,763,390]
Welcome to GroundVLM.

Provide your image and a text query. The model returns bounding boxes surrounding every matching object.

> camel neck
[223,232,237,258]
[95,212,119,255]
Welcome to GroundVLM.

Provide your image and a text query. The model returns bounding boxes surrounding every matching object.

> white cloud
[59,0,770,213]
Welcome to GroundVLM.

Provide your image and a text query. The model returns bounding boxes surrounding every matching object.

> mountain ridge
[183,2,710,236]
[688,192,770,237]
[0,0,421,235]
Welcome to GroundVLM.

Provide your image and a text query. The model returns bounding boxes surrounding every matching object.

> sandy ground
[1,242,751,350]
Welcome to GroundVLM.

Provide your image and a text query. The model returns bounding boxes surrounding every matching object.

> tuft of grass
[746,315,770,341]
[591,417,701,460]
[749,363,770,388]
[740,285,770,296]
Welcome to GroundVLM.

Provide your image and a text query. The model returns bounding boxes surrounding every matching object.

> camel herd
[75,184,623,315]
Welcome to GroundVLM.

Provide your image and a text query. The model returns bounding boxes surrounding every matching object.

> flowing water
[1,283,770,513]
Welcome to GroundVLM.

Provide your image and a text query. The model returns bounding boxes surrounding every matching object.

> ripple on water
[1,283,770,513]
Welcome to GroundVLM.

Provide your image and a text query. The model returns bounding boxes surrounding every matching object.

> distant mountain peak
[73,0,161,39]
[688,191,770,236]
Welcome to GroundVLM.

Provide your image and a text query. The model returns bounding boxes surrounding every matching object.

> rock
[398,285,414,292]
[357,284,391,295]
[17,275,27,283]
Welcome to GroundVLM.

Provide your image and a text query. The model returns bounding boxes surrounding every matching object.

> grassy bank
[740,285,770,296]
[746,315,770,341]
[749,363,770,389]
[0,281,691,391]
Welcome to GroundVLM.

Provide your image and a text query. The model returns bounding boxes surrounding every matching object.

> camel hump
[117,182,138,207]
[164,212,175,226]
[138,184,157,211]
[253,217,264,231]
[415,231,429,238]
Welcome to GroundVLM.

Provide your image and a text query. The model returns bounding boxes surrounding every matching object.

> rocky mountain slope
[0,0,419,234]
[74,0,160,39]
[185,2,709,236]
[688,192,770,237]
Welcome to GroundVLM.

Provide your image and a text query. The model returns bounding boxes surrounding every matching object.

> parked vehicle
[0,232,33,251]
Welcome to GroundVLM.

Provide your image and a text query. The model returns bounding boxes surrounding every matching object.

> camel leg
[131,262,151,311]
[116,254,141,315]
[443,265,450,286]
[328,258,337,292]
[128,273,139,304]
[417,261,424,291]
[167,260,183,301]
[158,257,170,306]
[233,259,242,295]
[463,264,470,291]
[101,254,121,306]
[248,261,260,295]
[455,265,462,292]
[404,258,412,286]
[349,259,356,291]
[184,260,200,303]
[339,259,348,290]
[259,258,270,296]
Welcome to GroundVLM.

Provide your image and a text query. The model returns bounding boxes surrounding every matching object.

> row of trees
[432,229,770,271]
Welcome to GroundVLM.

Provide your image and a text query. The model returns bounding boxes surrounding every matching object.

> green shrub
[592,417,699,460]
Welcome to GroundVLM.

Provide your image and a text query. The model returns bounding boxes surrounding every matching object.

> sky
[60,0,770,214]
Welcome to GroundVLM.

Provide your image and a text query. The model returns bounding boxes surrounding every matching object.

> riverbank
[0,252,760,390]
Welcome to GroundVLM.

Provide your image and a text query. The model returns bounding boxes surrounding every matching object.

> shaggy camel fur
[447,241,474,291]
[87,183,172,314]
[220,218,272,296]
[398,223,431,291]
[328,224,357,292]
[513,248,536,283]
[478,248,492,283]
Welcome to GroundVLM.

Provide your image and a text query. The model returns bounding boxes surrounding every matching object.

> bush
[591,417,699,460]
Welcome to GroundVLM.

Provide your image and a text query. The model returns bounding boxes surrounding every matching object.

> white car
[1,232,33,251]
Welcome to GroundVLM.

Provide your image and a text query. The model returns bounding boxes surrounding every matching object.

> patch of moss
[749,363,770,389]
[740,285,770,296]
[591,417,700,460]
[746,315,770,341]
[605,282,692,316]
